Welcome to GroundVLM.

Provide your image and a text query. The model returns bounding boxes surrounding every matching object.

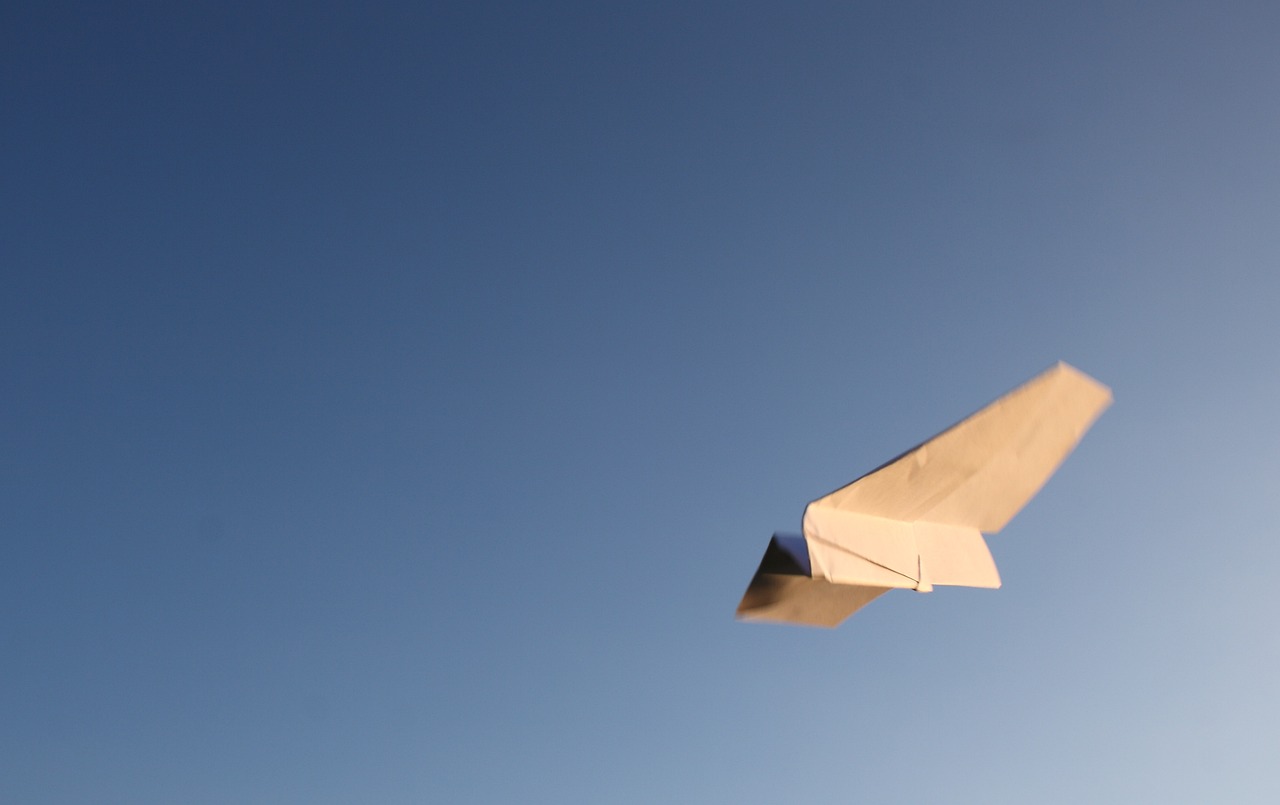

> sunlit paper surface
[737,362,1112,627]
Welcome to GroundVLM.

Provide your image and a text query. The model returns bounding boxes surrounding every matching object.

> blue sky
[3,2,1279,802]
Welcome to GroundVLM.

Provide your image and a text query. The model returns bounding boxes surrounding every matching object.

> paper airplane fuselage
[736,362,1112,627]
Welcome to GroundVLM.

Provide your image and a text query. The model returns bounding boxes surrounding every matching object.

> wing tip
[1051,360,1113,402]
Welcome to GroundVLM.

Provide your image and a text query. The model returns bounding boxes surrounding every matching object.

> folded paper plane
[736,362,1111,627]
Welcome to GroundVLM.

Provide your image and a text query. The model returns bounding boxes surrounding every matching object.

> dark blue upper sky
[4,2,1279,802]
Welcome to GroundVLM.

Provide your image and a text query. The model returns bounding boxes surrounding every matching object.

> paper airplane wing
[808,362,1112,533]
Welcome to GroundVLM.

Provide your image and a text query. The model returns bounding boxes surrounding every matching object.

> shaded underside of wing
[736,574,889,628]
[809,362,1112,533]
[735,534,890,627]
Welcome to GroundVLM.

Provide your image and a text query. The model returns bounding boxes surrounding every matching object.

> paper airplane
[736,362,1112,627]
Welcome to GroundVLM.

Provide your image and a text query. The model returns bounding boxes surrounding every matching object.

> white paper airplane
[736,362,1112,627]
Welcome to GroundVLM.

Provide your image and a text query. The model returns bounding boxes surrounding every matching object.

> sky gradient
[4,2,1279,802]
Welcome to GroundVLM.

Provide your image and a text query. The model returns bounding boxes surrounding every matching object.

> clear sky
[4,2,1279,802]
